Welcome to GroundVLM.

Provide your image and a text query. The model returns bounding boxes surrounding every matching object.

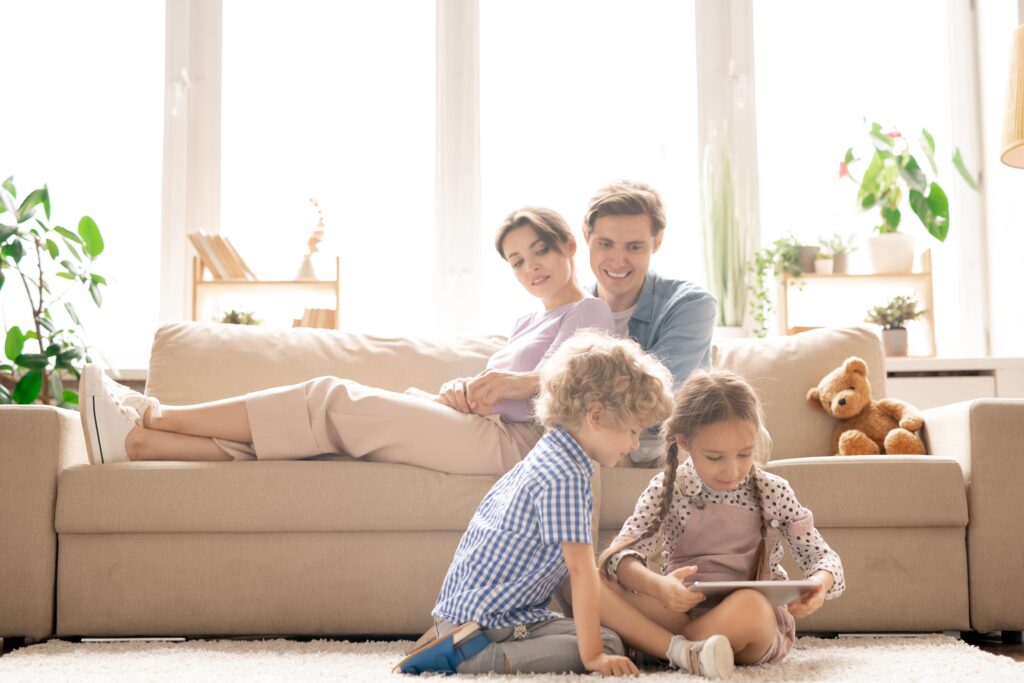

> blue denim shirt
[593,270,716,463]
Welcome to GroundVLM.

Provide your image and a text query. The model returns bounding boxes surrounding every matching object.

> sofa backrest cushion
[713,327,886,460]
[146,322,505,405]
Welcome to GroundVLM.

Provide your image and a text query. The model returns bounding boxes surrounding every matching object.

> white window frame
[159,0,991,351]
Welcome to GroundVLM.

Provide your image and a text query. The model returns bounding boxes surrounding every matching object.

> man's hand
[583,653,639,677]
[657,566,706,612]
[788,570,834,618]
[435,377,473,413]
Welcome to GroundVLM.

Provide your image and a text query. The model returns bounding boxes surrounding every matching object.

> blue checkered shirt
[432,427,595,628]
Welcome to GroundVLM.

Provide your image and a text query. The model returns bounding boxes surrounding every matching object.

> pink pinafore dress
[665,493,797,664]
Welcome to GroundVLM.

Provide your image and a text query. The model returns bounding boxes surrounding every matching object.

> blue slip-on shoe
[394,621,490,675]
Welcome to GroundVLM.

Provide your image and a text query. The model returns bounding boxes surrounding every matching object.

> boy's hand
[584,653,639,677]
[788,570,834,618]
[658,566,705,612]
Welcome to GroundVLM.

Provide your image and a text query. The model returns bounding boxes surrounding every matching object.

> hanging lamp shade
[1002,24,1024,167]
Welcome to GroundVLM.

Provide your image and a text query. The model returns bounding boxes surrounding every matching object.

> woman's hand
[465,369,538,415]
[657,566,706,612]
[583,653,639,677]
[788,570,834,618]
[435,377,473,413]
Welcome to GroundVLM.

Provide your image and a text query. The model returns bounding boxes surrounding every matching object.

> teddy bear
[806,356,927,456]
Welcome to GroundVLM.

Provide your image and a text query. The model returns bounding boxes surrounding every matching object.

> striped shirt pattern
[432,427,595,628]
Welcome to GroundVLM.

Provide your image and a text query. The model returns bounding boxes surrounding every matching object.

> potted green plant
[701,130,751,334]
[818,232,857,274]
[841,122,978,273]
[1,177,107,405]
[220,309,262,325]
[864,294,925,357]
[814,250,834,275]
[747,234,802,337]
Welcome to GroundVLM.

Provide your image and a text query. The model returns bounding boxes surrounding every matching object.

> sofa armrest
[922,398,1024,633]
[0,406,88,639]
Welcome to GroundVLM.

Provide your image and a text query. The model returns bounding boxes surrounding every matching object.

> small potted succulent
[818,232,857,274]
[864,294,925,357]
[814,251,835,275]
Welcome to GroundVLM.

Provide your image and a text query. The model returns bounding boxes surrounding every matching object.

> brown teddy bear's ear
[806,387,826,412]
[843,357,868,376]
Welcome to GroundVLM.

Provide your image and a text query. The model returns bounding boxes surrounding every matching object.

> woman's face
[501,225,576,307]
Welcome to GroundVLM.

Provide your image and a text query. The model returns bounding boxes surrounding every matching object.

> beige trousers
[212,377,543,476]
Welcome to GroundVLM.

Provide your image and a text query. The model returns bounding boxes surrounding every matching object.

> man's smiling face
[586,213,662,311]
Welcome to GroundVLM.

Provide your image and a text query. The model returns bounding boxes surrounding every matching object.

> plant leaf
[54,225,83,244]
[952,149,980,191]
[1,176,15,196]
[55,272,76,280]
[36,316,56,334]
[62,388,79,406]
[89,279,103,307]
[78,216,104,258]
[45,238,59,260]
[881,207,902,230]
[65,301,81,325]
[0,224,16,245]
[45,343,61,357]
[910,183,950,242]
[15,353,50,370]
[5,326,25,361]
[0,382,11,404]
[919,129,938,174]
[898,155,928,192]
[858,152,884,205]
[870,122,895,151]
[57,347,83,367]
[90,273,107,285]
[16,187,48,223]
[0,270,4,292]
[49,369,63,404]
[2,239,25,263]
[13,369,43,404]
[0,184,16,217]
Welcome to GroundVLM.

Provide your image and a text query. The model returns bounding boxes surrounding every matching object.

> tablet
[688,580,820,606]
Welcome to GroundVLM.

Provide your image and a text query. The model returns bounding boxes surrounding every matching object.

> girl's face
[502,225,577,309]
[677,418,758,492]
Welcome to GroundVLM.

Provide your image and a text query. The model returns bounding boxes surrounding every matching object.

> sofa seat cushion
[56,461,499,534]
[599,455,967,531]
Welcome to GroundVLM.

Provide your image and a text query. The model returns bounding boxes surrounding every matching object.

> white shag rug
[0,635,1021,682]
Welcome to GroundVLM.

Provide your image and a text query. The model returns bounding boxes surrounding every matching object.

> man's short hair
[584,180,666,237]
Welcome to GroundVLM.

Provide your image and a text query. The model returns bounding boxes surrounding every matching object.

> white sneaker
[668,634,735,679]
[79,365,146,464]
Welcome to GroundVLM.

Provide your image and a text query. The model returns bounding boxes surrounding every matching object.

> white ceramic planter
[867,233,916,273]
[815,258,834,275]
[882,328,909,357]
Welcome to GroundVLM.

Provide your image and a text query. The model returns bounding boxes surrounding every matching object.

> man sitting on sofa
[465,180,716,465]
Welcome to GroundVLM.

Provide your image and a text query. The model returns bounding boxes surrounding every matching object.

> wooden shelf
[777,250,936,356]
[191,256,340,329]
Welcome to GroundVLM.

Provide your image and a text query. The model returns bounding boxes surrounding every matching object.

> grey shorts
[433,617,625,674]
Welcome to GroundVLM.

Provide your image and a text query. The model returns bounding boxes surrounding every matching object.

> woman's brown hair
[495,207,573,259]
[598,370,769,578]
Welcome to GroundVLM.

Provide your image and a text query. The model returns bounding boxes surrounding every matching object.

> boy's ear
[585,404,604,430]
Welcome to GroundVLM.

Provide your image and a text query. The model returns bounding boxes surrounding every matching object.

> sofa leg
[1,637,26,655]
[1003,631,1023,644]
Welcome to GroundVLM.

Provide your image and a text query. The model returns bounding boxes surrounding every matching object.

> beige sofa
[2,323,1022,645]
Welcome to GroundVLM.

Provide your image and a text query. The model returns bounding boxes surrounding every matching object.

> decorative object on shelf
[700,127,751,332]
[1001,23,1024,167]
[797,244,820,273]
[0,177,107,406]
[188,231,256,281]
[220,309,261,326]
[293,308,335,329]
[841,121,979,273]
[818,232,857,274]
[296,197,326,281]
[864,293,925,357]
[748,234,803,338]
[814,251,834,275]
[806,356,926,455]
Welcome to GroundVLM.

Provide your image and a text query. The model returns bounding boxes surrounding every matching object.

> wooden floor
[964,632,1024,663]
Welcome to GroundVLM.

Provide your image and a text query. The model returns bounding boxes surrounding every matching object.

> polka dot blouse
[606,457,846,600]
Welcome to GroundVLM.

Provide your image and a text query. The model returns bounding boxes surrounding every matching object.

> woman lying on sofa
[79,207,614,476]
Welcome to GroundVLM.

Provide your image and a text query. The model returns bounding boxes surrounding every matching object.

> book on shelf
[293,307,336,329]
[187,231,257,281]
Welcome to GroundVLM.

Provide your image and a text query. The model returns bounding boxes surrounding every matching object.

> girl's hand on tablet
[788,570,834,618]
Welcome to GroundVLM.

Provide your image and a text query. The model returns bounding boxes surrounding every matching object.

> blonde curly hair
[534,329,674,431]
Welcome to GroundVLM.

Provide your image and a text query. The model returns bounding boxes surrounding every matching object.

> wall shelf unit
[191,256,340,329]
[777,249,936,356]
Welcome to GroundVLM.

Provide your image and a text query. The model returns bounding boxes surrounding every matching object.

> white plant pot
[866,233,916,273]
[882,328,909,357]
[814,259,834,275]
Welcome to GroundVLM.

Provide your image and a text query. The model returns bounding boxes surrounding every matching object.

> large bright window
[753,1,968,352]
[478,0,700,335]
[221,0,435,335]
[2,1,164,369]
